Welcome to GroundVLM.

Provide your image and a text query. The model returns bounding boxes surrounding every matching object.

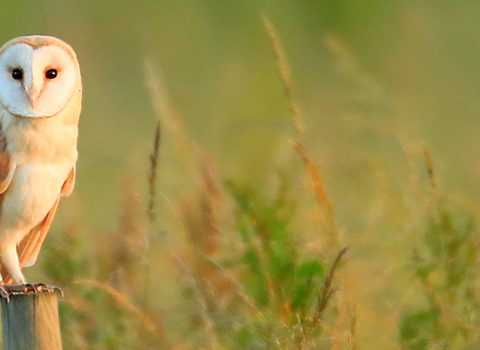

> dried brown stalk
[313,246,349,325]
[263,16,337,242]
[292,141,335,229]
[148,121,161,221]
[424,147,438,201]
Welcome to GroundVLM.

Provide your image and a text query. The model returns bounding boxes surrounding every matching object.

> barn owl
[0,35,81,287]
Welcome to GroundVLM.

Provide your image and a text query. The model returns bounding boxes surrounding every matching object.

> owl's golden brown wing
[0,130,15,284]
[0,130,15,195]
[1,167,75,284]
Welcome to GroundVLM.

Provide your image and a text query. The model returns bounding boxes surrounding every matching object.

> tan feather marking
[1,196,60,284]
[0,132,14,194]
[61,167,75,196]
[0,35,78,62]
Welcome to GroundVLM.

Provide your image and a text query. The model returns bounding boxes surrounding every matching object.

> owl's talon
[52,285,64,297]
[32,283,62,295]
[32,283,47,293]
[0,286,10,302]
[22,284,36,293]
[0,284,62,297]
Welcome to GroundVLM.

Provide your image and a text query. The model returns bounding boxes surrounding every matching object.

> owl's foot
[0,285,10,302]
[28,283,63,296]
[0,284,63,302]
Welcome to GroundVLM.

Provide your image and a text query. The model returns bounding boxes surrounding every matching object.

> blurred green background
[2,0,480,349]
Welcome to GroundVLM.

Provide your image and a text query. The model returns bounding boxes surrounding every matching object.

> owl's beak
[24,84,41,107]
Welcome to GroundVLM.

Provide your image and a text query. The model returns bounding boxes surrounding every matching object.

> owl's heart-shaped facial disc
[0,36,80,118]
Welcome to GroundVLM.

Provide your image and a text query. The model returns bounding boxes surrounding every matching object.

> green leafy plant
[399,154,480,350]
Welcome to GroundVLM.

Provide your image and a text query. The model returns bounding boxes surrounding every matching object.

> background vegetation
[2,0,480,348]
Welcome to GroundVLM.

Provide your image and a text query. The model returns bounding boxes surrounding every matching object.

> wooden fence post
[1,288,62,350]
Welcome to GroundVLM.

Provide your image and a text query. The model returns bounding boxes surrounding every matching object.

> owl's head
[0,35,81,119]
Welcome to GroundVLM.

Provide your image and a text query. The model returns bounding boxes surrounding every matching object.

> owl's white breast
[1,162,70,236]
[0,104,79,243]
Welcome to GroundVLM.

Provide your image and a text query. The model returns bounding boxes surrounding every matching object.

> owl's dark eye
[11,69,22,80]
[45,69,57,79]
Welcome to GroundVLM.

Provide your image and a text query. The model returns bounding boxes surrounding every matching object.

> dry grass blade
[262,16,303,138]
[292,141,335,228]
[313,246,348,325]
[148,121,161,221]
[424,148,435,189]
[348,300,357,350]
[144,58,222,195]
[263,16,337,242]
[424,147,438,195]
[107,175,143,296]
[172,254,223,350]
[325,33,385,105]
[325,34,359,74]
[75,278,160,337]
[332,292,357,350]
[143,58,195,154]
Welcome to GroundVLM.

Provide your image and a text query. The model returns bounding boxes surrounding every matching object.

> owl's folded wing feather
[0,131,15,194]
[0,130,15,283]
[1,166,75,284]
[61,166,75,197]
[17,196,61,269]
[18,167,75,268]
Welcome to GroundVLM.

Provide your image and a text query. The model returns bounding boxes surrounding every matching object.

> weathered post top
[1,286,63,350]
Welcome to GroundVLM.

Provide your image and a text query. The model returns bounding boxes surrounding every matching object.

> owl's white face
[0,36,80,118]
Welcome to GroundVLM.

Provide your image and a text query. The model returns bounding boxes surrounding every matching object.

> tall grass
[32,18,353,350]
[21,16,480,350]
